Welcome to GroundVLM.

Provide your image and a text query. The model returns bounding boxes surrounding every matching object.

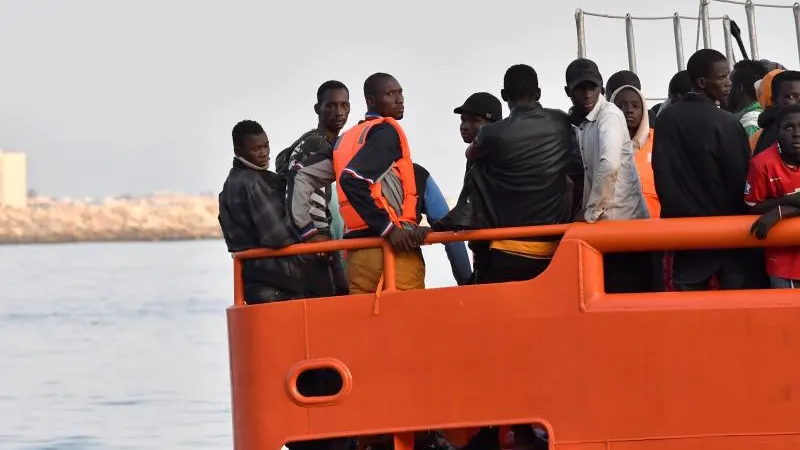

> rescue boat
[227,2,800,449]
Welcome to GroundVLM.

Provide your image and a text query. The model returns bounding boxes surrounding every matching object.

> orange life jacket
[634,129,661,218]
[333,117,417,234]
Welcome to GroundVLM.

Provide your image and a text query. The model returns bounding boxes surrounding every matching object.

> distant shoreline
[0,193,222,245]
[0,236,223,246]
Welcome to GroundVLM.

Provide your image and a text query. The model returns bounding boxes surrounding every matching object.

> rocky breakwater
[0,193,222,244]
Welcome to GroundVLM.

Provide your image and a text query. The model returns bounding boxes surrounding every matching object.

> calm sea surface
[0,240,452,450]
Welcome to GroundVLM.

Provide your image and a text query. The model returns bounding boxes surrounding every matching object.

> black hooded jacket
[436,102,583,233]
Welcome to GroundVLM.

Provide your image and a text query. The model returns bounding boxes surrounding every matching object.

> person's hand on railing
[750,206,799,240]
[412,226,431,246]
[386,227,418,253]
[305,233,332,257]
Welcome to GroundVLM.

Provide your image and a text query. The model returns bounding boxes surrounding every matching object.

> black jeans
[244,283,303,304]
[672,249,768,291]
[604,251,654,293]
[475,250,550,284]
[244,257,341,304]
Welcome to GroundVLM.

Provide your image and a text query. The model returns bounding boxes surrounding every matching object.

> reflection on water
[0,240,453,449]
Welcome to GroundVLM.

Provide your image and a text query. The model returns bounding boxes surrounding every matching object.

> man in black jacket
[218,120,335,303]
[652,49,763,290]
[452,92,502,282]
[440,64,582,284]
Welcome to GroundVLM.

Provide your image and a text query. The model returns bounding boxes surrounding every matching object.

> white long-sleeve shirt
[575,96,649,223]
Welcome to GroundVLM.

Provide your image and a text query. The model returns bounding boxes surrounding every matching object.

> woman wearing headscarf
[609,84,660,218]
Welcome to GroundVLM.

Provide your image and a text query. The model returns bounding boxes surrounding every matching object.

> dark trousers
[288,439,352,450]
[603,252,655,293]
[244,257,341,304]
[461,426,547,450]
[650,251,667,292]
[474,250,550,285]
[672,249,768,291]
[243,283,303,304]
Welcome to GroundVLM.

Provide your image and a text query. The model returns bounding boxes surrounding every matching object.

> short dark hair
[364,72,395,97]
[687,49,728,86]
[776,103,800,127]
[232,120,265,149]
[668,70,693,97]
[771,70,800,100]
[317,80,348,103]
[731,60,768,99]
[503,64,539,100]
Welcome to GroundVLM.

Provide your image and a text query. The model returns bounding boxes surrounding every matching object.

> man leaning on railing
[218,120,336,304]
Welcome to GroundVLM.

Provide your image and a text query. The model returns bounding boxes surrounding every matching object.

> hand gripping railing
[230,216,800,306]
[230,224,569,306]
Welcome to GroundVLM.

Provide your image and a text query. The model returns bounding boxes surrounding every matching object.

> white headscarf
[609,84,650,150]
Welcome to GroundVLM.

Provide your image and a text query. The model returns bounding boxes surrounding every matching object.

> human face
[318,88,350,133]
[367,77,404,120]
[236,133,270,169]
[778,111,800,164]
[460,114,490,143]
[699,60,732,104]
[776,80,800,108]
[569,81,601,114]
[613,88,643,133]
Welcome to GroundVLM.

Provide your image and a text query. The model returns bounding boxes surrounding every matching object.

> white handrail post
[626,14,638,73]
[701,0,712,48]
[746,0,760,60]
[576,9,587,59]
[723,16,735,65]
[794,3,800,66]
[674,13,686,71]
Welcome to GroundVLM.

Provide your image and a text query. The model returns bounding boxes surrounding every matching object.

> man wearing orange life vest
[334,72,430,294]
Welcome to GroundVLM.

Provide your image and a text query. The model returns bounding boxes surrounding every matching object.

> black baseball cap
[566,58,604,93]
[453,92,502,122]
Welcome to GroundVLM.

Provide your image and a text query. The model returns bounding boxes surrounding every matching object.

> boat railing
[230,215,800,306]
[576,0,800,96]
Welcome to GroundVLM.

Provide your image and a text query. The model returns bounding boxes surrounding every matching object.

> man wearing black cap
[437,64,581,284]
[565,58,650,293]
[454,92,503,145]
[450,92,502,283]
[566,58,647,223]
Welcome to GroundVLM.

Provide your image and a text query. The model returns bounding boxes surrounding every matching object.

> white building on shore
[0,151,27,207]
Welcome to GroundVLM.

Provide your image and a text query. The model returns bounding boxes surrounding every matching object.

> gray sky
[0,0,796,199]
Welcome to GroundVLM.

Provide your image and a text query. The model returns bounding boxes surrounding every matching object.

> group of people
[217,48,800,450]
[218,47,800,309]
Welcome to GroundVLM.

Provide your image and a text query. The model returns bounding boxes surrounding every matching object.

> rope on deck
[712,0,797,9]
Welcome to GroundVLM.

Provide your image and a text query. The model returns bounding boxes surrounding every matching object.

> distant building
[0,152,27,207]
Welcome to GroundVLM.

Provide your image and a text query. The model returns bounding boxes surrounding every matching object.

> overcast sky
[0,0,796,199]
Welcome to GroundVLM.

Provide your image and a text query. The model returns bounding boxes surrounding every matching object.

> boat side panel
[228,239,800,449]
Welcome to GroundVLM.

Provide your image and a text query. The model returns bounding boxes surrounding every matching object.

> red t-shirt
[744,144,800,280]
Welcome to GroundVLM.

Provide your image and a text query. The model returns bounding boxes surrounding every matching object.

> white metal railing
[576,0,800,74]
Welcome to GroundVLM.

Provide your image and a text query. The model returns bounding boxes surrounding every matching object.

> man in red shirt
[745,104,800,288]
